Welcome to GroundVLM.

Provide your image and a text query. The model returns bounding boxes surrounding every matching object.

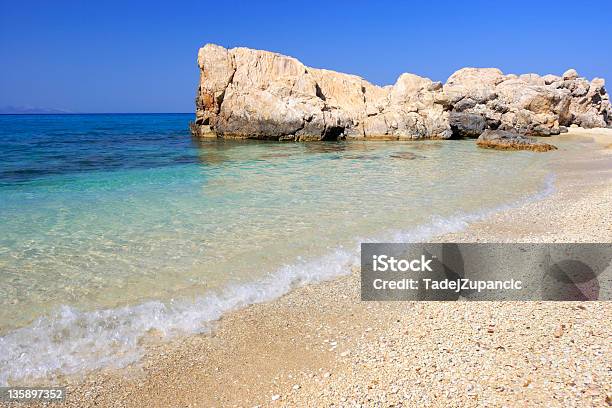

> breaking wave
[0,174,555,386]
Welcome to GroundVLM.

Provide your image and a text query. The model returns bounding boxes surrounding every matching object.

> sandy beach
[3,129,611,408]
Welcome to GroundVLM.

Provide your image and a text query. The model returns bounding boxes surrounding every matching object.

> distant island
[0,105,73,114]
[190,44,611,151]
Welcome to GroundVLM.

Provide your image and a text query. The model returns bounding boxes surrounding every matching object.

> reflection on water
[191,137,438,165]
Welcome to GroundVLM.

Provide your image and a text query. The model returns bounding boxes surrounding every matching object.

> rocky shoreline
[190,44,611,146]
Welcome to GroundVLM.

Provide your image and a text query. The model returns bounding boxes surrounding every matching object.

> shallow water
[0,114,556,384]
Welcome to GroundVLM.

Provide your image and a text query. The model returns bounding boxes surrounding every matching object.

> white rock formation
[191,44,611,141]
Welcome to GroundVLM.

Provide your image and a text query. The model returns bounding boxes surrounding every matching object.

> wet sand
[3,128,611,408]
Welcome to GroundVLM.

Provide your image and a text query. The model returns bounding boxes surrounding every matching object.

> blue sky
[1,0,611,113]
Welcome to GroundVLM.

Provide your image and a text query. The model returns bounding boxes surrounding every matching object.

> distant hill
[0,105,73,114]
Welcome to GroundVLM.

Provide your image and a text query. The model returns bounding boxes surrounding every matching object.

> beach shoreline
[3,129,611,407]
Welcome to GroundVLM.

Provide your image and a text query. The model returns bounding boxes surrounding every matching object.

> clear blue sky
[1,0,611,113]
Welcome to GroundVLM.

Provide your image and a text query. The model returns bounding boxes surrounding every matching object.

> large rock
[449,112,488,138]
[192,44,452,141]
[476,129,557,152]
[191,44,612,141]
[444,68,611,137]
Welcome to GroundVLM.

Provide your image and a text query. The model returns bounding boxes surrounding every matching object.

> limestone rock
[192,44,454,141]
[449,112,487,138]
[542,74,561,85]
[563,68,578,80]
[191,44,612,141]
[476,129,557,152]
[444,67,610,136]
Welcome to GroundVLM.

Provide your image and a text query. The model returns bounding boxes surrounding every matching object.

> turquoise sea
[0,114,554,385]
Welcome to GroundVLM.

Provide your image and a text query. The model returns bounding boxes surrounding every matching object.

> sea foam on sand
[0,175,555,386]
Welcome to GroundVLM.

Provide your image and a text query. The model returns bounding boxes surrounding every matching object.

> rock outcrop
[191,44,611,141]
[445,68,610,137]
[476,129,557,152]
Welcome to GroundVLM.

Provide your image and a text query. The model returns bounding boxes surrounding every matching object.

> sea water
[0,114,555,384]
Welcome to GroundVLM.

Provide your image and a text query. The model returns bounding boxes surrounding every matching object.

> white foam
[0,173,555,386]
